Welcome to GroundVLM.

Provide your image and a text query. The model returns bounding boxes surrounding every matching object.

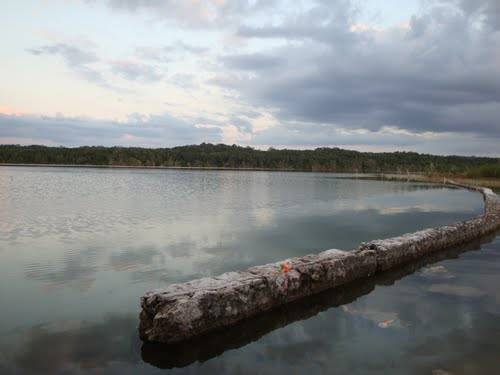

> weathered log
[139,181,500,343]
[141,235,494,369]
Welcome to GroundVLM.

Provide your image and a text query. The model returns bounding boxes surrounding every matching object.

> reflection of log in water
[141,231,497,369]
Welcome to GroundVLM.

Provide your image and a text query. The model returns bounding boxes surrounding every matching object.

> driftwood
[139,181,500,343]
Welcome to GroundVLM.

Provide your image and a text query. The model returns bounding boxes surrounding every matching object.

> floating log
[139,181,500,344]
[141,235,494,369]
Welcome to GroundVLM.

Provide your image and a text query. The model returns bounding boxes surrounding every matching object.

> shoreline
[0,163,304,172]
[0,163,423,176]
[2,163,498,188]
[371,173,500,189]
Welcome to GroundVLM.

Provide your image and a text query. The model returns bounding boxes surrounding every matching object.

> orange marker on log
[281,261,291,273]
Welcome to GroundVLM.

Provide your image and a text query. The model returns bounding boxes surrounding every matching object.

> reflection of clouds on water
[0,170,482,248]
[164,241,197,258]
[4,170,485,291]
[342,305,405,328]
[19,205,486,295]
[0,211,143,244]
[427,284,487,298]
[252,207,276,227]
[184,303,402,374]
[1,169,497,373]
[107,247,194,284]
[406,311,500,374]
[418,265,455,280]
[11,315,140,374]
[378,205,440,215]
[264,339,329,363]
[24,248,100,292]
[332,188,481,217]
[108,248,163,272]
[129,268,179,284]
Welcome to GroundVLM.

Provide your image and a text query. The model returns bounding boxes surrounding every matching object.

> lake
[0,166,498,374]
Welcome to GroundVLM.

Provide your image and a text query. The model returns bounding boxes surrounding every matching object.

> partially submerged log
[141,236,493,369]
[139,250,377,343]
[139,181,500,344]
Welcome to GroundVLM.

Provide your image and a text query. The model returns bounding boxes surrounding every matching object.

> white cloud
[0,113,222,147]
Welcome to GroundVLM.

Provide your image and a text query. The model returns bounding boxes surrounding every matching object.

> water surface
[0,167,498,374]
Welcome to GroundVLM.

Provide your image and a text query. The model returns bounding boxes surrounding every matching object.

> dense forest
[0,144,499,176]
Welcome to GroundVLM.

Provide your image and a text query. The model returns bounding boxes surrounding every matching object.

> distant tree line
[465,164,500,179]
[0,144,499,175]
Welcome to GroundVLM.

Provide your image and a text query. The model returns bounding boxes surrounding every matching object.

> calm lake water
[0,166,498,374]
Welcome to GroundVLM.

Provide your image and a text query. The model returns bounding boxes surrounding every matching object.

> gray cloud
[230,116,253,133]
[210,0,500,141]
[135,46,172,63]
[0,113,222,147]
[222,53,285,71]
[249,121,500,156]
[176,41,209,54]
[109,60,163,82]
[454,0,500,30]
[135,41,208,63]
[168,73,198,89]
[27,43,98,65]
[251,124,421,148]
[93,0,279,27]
[236,0,360,47]
[27,43,109,87]
[28,42,165,86]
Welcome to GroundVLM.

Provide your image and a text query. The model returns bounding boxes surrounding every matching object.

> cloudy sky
[1,0,499,155]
